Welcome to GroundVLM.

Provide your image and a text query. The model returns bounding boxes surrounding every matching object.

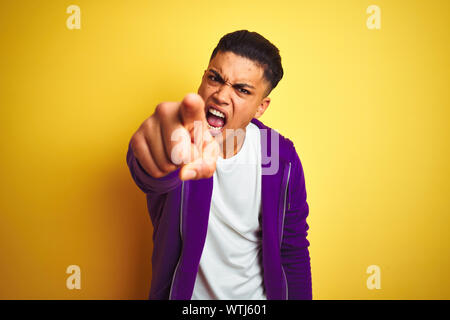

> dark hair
[210,30,284,95]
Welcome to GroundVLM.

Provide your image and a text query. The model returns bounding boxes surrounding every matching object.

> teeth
[207,123,223,131]
[209,107,225,119]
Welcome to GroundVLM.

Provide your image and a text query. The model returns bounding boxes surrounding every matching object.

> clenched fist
[130,93,220,181]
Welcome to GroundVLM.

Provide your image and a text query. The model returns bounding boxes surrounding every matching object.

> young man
[126,30,312,300]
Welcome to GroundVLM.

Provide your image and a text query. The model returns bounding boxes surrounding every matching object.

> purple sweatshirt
[126,118,312,300]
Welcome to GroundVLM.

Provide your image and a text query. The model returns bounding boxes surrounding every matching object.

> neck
[215,127,247,159]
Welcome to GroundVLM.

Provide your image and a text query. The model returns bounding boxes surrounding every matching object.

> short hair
[210,30,284,96]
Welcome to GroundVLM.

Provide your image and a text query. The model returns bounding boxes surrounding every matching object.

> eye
[238,88,251,95]
[208,75,220,82]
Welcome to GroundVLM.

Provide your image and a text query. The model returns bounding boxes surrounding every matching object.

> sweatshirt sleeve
[280,144,312,300]
[126,140,181,194]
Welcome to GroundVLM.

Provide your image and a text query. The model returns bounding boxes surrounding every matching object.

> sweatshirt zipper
[169,181,184,300]
[280,162,291,300]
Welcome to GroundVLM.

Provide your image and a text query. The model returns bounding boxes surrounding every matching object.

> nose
[213,82,232,106]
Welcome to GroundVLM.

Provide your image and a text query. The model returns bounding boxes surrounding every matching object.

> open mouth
[206,106,227,133]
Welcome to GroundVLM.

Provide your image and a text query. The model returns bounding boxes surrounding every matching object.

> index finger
[179,93,207,131]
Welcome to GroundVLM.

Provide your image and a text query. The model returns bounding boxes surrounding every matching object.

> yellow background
[1,0,449,299]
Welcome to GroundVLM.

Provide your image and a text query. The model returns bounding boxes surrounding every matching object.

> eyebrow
[208,69,256,90]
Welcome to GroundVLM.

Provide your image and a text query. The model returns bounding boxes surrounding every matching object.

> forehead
[208,51,267,88]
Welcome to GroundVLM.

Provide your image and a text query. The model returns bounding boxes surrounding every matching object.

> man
[126,30,312,300]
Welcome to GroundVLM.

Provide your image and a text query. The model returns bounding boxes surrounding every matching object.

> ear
[254,96,271,119]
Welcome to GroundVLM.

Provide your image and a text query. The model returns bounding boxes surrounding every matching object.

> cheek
[197,81,209,97]
[230,102,256,126]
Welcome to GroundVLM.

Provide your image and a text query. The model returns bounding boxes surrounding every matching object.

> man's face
[198,51,271,139]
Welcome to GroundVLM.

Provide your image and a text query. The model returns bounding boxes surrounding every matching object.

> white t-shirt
[191,122,266,300]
